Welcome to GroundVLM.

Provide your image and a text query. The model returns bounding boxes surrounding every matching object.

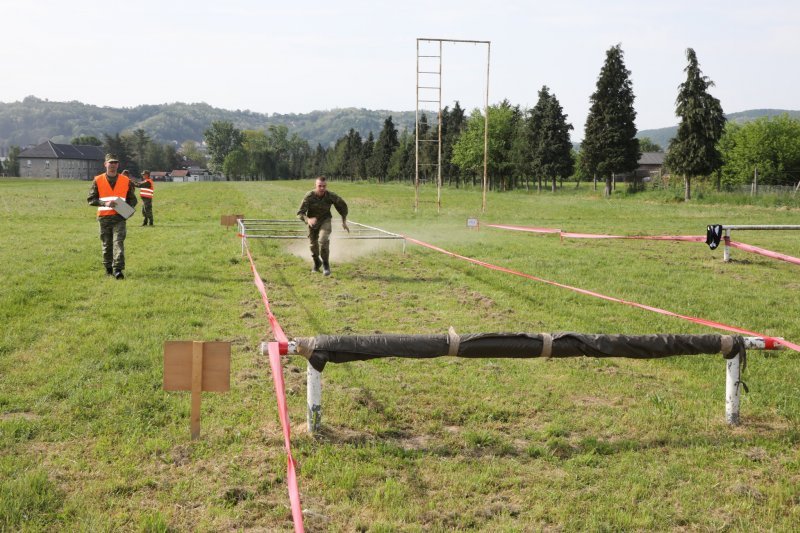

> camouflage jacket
[296,190,348,227]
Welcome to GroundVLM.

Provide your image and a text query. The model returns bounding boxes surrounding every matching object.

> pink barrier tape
[268,342,305,533]
[240,236,304,530]
[242,236,289,354]
[402,234,800,353]
[488,224,800,265]
[727,240,800,266]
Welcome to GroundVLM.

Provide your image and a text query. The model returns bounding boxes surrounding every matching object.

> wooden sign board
[163,341,230,392]
[220,214,244,226]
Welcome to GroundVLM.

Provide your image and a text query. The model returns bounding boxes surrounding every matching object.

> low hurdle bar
[238,219,406,255]
[720,225,800,262]
[266,333,784,432]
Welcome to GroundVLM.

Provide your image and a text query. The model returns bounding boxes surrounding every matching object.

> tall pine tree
[369,116,399,182]
[582,44,639,196]
[527,86,574,192]
[664,48,726,200]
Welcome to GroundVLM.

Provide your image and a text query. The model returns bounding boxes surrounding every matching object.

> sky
[3,0,799,140]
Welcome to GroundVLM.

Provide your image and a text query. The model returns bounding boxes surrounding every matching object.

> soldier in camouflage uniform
[87,154,138,280]
[296,176,349,276]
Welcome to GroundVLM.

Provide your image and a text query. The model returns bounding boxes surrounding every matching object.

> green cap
[105,154,119,163]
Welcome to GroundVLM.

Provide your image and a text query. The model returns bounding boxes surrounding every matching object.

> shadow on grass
[297,421,800,462]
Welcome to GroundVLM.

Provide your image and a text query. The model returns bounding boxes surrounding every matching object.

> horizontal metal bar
[418,38,490,44]
[721,225,800,230]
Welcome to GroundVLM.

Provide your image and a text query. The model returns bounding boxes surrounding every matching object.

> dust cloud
[284,235,405,264]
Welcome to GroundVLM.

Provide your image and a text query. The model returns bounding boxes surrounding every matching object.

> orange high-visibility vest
[95,173,131,217]
[140,177,154,199]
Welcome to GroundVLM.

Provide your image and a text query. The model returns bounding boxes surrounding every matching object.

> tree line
[199,45,799,199]
[3,45,799,195]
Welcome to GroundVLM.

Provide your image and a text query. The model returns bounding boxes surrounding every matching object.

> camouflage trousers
[98,216,127,271]
[308,218,332,262]
[141,199,153,225]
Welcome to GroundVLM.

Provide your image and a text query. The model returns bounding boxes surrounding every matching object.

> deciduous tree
[204,121,244,172]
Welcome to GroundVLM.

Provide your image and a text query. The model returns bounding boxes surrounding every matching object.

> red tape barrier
[244,237,289,354]
[242,237,304,532]
[401,234,800,353]
[488,224,800,266]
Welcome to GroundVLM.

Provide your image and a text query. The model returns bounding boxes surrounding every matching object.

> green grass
[1,177,799,531]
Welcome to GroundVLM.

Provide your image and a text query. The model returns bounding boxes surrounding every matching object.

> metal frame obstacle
[237,219,406,256]
[261,331,783,434]
[714,224,800,262]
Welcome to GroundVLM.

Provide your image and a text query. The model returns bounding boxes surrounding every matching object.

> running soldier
[296,176,349,276]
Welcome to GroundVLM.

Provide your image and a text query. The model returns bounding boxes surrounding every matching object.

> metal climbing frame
[416,38,491,213]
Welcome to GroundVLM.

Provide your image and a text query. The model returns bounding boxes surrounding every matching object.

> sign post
[164,341,231,439]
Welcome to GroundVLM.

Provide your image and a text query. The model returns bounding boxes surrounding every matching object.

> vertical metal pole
[437,40,443,213]
[307,362,322,433]
[415,39,420,212]
[482,41,491,213]
[725,354,741,425]
[723,229,731,262]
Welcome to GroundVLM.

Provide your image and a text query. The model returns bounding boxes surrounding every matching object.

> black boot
[322,261,331,277]
[311,256,322,273]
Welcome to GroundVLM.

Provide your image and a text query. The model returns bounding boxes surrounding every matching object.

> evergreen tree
[528,87,574,192]
[369,116,400,182]
[103,133,135,173]
[362,131,374,179]
[442,102,467,186]
[664,48,726,200]
[7,146,20,176]
[131,128,150,170]
[582,44,640,196]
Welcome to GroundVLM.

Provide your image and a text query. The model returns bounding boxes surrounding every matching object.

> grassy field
[1,178,799,531]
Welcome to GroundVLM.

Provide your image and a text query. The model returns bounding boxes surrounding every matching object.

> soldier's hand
[307,217,317,227]
[106,200,117,207]
[342,221,350,233]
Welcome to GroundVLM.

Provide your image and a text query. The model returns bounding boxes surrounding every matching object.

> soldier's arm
[297,195,310,222]
[87,181,102,206]
[332,193,348,220]
[126,186,138,208]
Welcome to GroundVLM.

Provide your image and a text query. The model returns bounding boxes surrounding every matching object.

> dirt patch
[0,411,40,421]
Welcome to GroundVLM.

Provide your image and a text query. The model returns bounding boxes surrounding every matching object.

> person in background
[296,176,349,276]
[86,155,137,279]
[134,170,154,226]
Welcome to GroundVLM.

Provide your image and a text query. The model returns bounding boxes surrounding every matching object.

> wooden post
[191,341,203,439]
[164,341,230,440]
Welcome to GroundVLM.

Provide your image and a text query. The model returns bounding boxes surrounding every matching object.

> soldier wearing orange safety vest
[86,154,138,279]
[135,170,155,226]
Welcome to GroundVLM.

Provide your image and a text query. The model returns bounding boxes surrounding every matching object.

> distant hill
[2,96,798,154]
[0,96,420,150]
[637,109,800,149]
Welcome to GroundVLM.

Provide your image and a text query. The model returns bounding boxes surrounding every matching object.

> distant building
[170,169,196,182]
[18,141,104,179]
[636,152,665,180]
[150,171,170,182]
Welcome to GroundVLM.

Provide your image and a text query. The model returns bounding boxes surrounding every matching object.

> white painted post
[307,362,322,433]
[725,353,741,425]
[723,228,731,262]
